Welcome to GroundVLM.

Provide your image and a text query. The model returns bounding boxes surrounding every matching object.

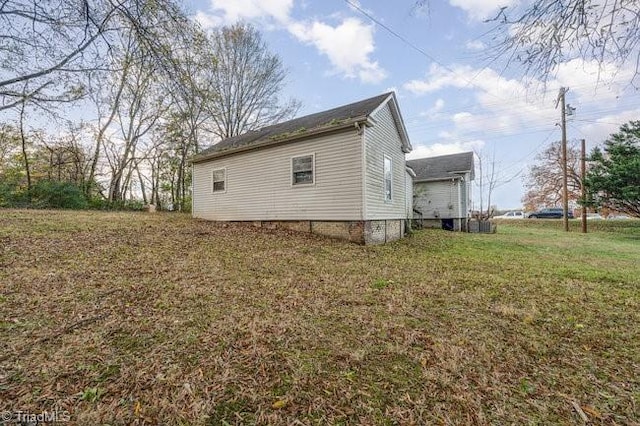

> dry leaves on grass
[0,210,638,424]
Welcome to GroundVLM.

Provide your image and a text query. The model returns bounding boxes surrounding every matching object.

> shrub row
[0,180,146,211]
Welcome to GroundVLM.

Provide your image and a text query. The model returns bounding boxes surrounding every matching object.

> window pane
[292,155,313,185]
[384,156,392,201]
[213,169,225,192]
[212,169,225,181]
[292,156,313,172]
[294,171,313,184]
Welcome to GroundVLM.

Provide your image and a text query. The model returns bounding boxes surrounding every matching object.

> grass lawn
[1,210,638,425]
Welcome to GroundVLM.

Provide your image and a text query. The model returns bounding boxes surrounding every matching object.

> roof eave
[414,175,466,183]
[190,116,369,164]
[388,93,413,153]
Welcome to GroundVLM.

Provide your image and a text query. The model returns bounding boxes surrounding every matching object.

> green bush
[29,180,88,209]
[0,180,26,207]
[0,178,151,211]
[0,179,88,209]
[181,196,192,213]
[87,197,146,211]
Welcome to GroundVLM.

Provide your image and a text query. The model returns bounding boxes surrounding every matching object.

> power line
[343,0,640,126]
[342,0,452,71]
[343,0,640,135]
[402,88,640,125]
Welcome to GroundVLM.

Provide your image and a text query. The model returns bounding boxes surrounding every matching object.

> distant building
[407,152,475,231]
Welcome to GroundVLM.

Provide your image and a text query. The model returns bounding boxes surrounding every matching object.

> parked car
[527,208,574,219]
[586,213,603,220]
[607,214,631,220]
[494,210,525,219]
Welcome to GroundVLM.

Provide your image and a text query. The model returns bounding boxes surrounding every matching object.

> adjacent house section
[190,92,412,244]
[407,152,475,231]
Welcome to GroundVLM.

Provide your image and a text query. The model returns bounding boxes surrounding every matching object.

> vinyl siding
[363,104,408,220]
[405,170,413,219]
[192,130,363,221]
[461,173,471,218]
[414,179,465,219]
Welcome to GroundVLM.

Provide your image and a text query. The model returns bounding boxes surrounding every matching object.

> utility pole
[581,139,587,233]
[556,87,569,232]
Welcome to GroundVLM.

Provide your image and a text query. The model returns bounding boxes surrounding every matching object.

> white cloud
[403,58,637,140]
[288,18,387,84]
[206,0,294,24]
[449,0,519,21]
[465,40,485,51]
[578,108,640,144]
[193,11,223,30]
[403,63,473,94]
[419,98,445,120]
[452,111,474,125]
[194,1,386,84]
[554,59,636,102]
[407,139,485,159]
[432,98,445,111]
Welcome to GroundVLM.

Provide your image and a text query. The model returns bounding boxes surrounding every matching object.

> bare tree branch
[206,24,301,140]
[485,0,640,84]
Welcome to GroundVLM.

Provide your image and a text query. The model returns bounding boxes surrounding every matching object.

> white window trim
[291,153,315,186]
[211,167,227,194]
[383,154,392,203]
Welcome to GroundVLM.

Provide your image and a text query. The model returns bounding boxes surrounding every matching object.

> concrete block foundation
[416,218,467,232]
[239,219,407,245]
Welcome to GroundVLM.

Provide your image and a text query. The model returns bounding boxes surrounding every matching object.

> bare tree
[522,140,581,210]
[18,97,31,191]
[475,149,522,217]
[163,29,218,155]
[24,123,92,188]
[207,24,300,139]
[0,0,195,112]
[105,46,168,202]
[0,125,20,170]
[153,112,195,211]
[487,1,640,83]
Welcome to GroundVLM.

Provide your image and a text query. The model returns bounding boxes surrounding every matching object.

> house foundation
[417,218,467,232]
[245,219,406,245]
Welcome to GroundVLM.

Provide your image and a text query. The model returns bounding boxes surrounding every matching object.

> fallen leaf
[582,405,602,419]
[272,399,287,409]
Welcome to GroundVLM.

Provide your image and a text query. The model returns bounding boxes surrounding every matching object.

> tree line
[0,0,298,211]
[523,121,640,217]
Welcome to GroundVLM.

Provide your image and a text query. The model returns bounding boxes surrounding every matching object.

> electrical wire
[342,0,638,138]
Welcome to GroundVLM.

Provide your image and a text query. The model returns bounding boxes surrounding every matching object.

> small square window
[292,154,314,185]
[212,168,226,193]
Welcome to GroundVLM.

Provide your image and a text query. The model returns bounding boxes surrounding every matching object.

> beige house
[190,92,413,244]
[407,152,474,232]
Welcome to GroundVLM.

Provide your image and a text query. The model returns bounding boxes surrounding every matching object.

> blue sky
[188,0,640,209]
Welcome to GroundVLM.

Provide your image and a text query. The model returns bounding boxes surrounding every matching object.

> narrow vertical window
[384,155,392,202]
[292,154,314,185]
[212,168,226,193]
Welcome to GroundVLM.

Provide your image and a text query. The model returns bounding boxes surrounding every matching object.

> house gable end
[407,152,475,182]
[369,93,412,154]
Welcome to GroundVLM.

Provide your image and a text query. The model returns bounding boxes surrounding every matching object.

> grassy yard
[1,210,638,425]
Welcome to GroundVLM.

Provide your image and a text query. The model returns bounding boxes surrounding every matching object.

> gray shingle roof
[407,152,475,181]
[193,92,395,163]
